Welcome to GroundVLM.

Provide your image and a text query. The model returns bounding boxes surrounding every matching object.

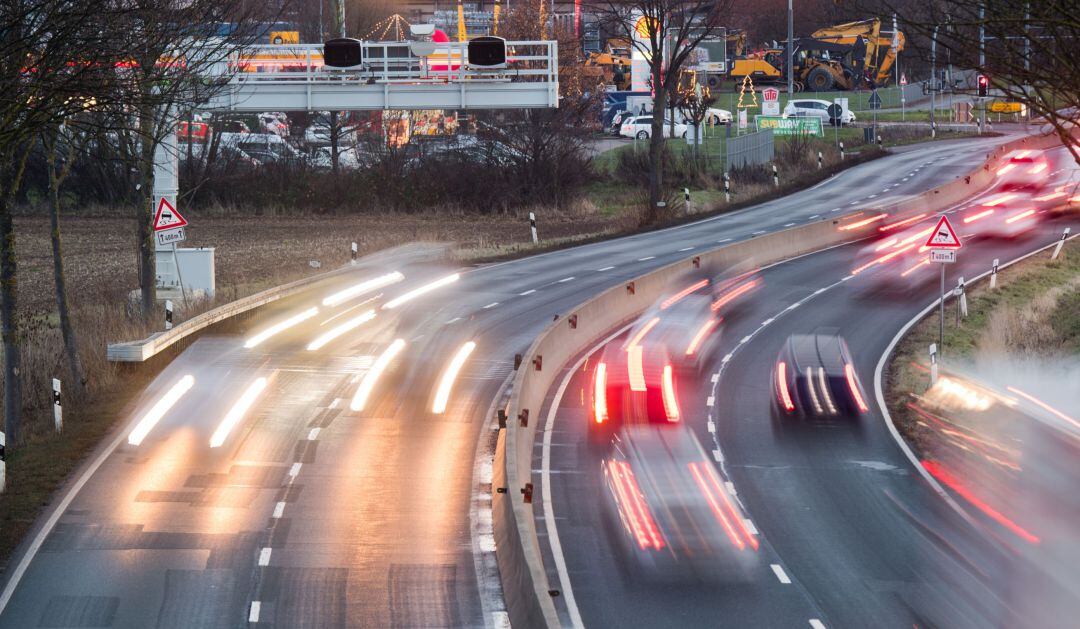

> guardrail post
[53,378,62,433]
[990,258,999,289]
[1051,227,1070,260]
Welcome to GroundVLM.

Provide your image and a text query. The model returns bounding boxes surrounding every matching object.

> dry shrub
[979,278,1080,359]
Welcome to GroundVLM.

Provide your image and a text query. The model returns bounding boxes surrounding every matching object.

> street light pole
[931,24,938,136]
[786,0,794,95]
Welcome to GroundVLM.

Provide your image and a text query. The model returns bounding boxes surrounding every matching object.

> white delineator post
[723,172,730,203]
[817,151,823,169]
[165,299,173,331]
[683,187,691,212]
[1051,227,1070,260]
[351,241,358,265]
[52,378,62,433]
[956,276,967,321]
[529,212,538,244]
[1,431,6,493]
[929,343,938,385]
[990,258,999,289]
[772,163,779,188]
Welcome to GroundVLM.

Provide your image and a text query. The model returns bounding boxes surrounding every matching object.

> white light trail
[351,339,406,411]
[244,307,319,349]
[306,309,376,351]
[321,271,404,307]
[431,341,476,414]
[128,375,195,445]
[382,273,460,310]
[209,377,268,448]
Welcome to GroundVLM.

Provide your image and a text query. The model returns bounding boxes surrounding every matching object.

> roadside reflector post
[839,141,845,160]
[772,163,779,188]
[518,408,529,427]
[626,281,636,296]
[1051,227,1070,260]
[497,409,507,429]
[53,378,62,433]
[532,355,542,371]
[990,258,999,289]
[1,431,6,494]
[929,343,938,385]
[513,353,522,370]
[568,314,577,329]
[877,135,883,149]
[522,482,534,503]
[817,151,823,169]
[683,187,691,213]
[931,121,936,139]
[350,241,358,264]
[723,172,730,203]
[164,299,173,331]
[956,276,967,320]
[529,212,538,244]
[692,256,701,269]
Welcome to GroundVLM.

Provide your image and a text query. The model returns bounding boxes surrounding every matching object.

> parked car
[310,146,363,170]
[619,116,688,140]
[259,112,290,138]
[705,107,733,125]
[216,132,302,164]
[783,99,855,126]
[609,109,631,136]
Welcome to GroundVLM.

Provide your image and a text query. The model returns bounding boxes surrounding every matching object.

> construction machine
[807,19,905,88]
[585,40,632,90]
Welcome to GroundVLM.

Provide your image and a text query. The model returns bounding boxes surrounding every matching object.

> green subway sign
[754,116,824,136]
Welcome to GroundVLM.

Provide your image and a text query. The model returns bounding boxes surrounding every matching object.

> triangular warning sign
[153,197,188,231]
[924,215,962,249]
[900,73,908,86]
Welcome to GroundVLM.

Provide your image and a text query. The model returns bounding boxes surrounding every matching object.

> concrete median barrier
[492,129,1072,629]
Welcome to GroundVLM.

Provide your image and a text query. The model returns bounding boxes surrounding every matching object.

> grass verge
[885,237,1079,458]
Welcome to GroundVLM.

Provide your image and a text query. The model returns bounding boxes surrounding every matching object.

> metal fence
[726,129,774,171]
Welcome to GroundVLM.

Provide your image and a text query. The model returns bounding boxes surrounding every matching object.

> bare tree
[588,0,734,219]
[878,0,1079,163]
[0,0,139,443]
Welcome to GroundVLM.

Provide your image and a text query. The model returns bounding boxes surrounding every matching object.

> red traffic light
[977,74,989,96]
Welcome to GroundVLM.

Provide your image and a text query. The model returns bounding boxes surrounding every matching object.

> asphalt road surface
[0,132,1066,629]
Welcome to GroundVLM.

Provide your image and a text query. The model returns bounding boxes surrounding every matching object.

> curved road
[0,133,1052,628]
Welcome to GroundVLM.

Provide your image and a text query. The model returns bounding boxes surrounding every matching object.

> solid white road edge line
[543,325,633,629]
[873,231,1079,532]
[471,370,516,629]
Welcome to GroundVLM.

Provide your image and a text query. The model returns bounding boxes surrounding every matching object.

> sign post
[152,198,190,303]
[762,87,780,116]
[925,215,962,351]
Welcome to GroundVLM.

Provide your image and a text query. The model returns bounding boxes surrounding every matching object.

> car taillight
[845,363,869,412]
[606,460,665,550]
[777,361,794,412]
[594,362,608,424]
[661,364,679,422]
[685,318,719,356]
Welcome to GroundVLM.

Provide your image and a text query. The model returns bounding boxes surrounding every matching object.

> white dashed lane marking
[637,256,655,261]
[558,276,576,283]
[519,289,537,296]
[259,547,272,566]
[596,266,615,272]
[771,564,792,584]
[483,302,499,309]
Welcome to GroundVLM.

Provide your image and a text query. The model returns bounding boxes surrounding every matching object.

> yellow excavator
[584,39,632,90]
[808,19,905,88]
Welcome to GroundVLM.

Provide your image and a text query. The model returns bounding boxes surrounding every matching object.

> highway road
[0,132,1063,628]
[537,148,1078,628]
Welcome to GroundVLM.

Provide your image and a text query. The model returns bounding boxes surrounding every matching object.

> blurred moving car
[619,115,688,140]
[710,270,763,318]
[961,192,1041,238]
[850,217,938,289]
[602,425,759,581]
[773,333,869,419]
[996,149,1049,189]
[589,337,680,442]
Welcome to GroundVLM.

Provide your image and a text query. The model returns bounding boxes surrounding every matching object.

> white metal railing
[216,41,558,86]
